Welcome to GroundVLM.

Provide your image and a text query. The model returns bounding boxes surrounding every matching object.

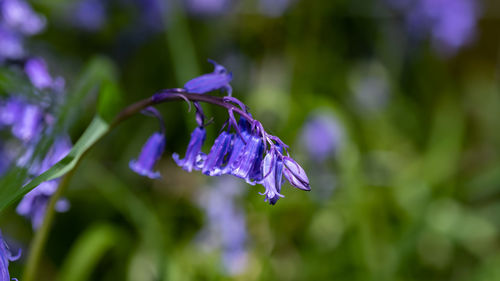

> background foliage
[1,0,500,280]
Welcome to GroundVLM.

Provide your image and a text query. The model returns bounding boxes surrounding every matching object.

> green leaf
[58,223,125,281]
[0,116,110,212]
[0,56,121,214]
[97,80,122,123]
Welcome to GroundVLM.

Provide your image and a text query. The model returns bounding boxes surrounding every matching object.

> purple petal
[202,131,233,176]
[129,132,165,179]
[173,127,206,172]
[25,57,53,90]
[283,157,310,191]
[184,60,232,95]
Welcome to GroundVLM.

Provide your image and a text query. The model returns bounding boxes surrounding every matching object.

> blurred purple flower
[72,0,106,31]
[25,57,53,90]
[184,59,233,96]
[259,0,296,17]
[196,176,248,275]
[129,132,166,179]
[0,0,46,35]
[0,26,23,60]
[184,0,231,16]
[0,97,24,127]
[300,113,343,162]
[16,136,72,229]
[173,126,206,172]
[11,103,43,142]
[0,230,20,281]
[229,134,264,185]
[387,0,479,55]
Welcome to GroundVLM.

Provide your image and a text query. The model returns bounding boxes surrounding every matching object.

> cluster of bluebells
[196,176,248,275]
[0,231,20,281]
[386,0,480,56]
[130,60,310,205]
[0,0,45,61]
[0,57,71,229]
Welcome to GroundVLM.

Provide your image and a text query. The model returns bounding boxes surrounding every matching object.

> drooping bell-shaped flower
[283,157,310,191]
[0,230,20,281]
[129,132,166,179]
[202,131,233,176]
[0,27,24,60]
[229,134,264,185]
[260,148,284,205]
[184,59,233,96]
[0,97,24,127]
[173,126,206,172]
[11,103,43,142]
[221,117,251,174]
[25,57,52,90]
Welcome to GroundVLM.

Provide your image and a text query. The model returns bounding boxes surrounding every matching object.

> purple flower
[387,0,479,55]
[16,188,70,229]
[0,230,20,281]
[202,131,233,176]
[184,59,233,96]
[229,134,264,185]
[0,27,23,60]
[129,132,166,179]
[283,157,310,191]
[72,0,106,31]
[0,0,46,35]
[17,136,72,229]
[185,0,231,16]
[173,126,206,172]
[196,176,248,275]
[300,113,343,162]
[260,149,284,205]
[11,103,43,142]
[24,57,55,90]
[0,97,24,126]
[221,117,251,174]
[258,0,295,17]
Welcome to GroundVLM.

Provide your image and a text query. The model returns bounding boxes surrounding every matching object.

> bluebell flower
[283,157,310,191]
[17,136,72,229]
[129,132,166,179]
[229,134,264,185]
[202,131,233,176]
[0,27,23,60]
[0,0,46,35]
[0,98,24,127]
[173,126,207,172]
[221,117,251,174]
[11,103,43,142]
[196,176,248,275]
[25,57,64,91]
[185,0,231,16]
[386,0,479,55]
[184,59,233,96]
[300,112,343,162]
[72,0,106,31]
[0,230,20,281]
[260,148,284,205]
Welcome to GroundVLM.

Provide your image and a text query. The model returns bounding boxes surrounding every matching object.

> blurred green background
[2,0,500,280]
